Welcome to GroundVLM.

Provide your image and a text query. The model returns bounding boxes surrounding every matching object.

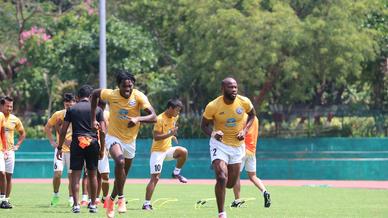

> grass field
[2,183,388,218]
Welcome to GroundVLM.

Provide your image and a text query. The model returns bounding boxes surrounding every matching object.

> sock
[118,195,124,199]
[234,199,241,203]
[69,196,73,202]
[173,167,181,175]
[82,194,88,201]
[53,192,59,197]
[219,211,227,218]
[144,200,151,205]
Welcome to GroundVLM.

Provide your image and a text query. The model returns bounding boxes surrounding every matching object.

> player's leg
[81,168,89,206]
[100,173,109,202]
[96,151,110,204]
[85,140,99,213]
[51,149,63,206]
[63,152,73,206]
[70,170,82,213]
[212,159,228,215]
[143,173,160,210]
[171,146,188,183]
[143,152,164,210]
[0,152,10,209]
[5,150,15,208]
[231,156,245,207]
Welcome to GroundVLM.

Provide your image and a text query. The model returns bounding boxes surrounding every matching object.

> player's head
[77,85,93,100]
[98,99,107,111]
[63,93,76,109]
[0,96,14,116]
[116,70,136,99]
[166,98,183,117]
[221,77,238,101]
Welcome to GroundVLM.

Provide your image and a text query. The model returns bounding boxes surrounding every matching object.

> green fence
[13,137,388,180]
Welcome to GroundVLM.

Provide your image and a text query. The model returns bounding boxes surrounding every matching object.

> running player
[91,70,157,218]
[231,116,271,208]
[201,77,255,218]
[44,93,76,206]
[0,96,26,208]
[142,99,188,210]
[0,100,8,209]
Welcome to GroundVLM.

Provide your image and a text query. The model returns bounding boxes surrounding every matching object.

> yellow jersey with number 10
[203,95,253,147]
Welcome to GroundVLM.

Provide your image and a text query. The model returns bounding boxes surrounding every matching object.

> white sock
[53,192,59,197]
[234,199,241,203]
[0,195,4,201]
[173,167,181,175]
[144,200,151,205]
[219,211,227,217]
[69,196,73,202]
[82,195,88,201]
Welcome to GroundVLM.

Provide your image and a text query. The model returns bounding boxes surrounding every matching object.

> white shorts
[209,138,245,165]
[149,147,177,174]
[240,155,256,172]
[105,134,136,159]
[5,150,15,174]
[53,148,71,173]
[98,151,110,174]
[0,152,5,172]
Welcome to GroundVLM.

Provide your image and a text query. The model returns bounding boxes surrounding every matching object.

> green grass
[3,183,388,218]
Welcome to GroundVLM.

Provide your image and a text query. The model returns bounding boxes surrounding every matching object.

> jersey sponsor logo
[118,109,128,115]
[129,99,136,106]
[225,118,237,127]
[218,111,225,115]
[236,107,243,114]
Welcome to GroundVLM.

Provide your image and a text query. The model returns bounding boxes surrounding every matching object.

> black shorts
[70,138,99,171]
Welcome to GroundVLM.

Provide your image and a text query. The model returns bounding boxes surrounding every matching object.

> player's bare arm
[57,120,70,160]
[153,127,178,141]
[90,89,102,130]
[201,117,223,141]
[237,108,256,141]
[14,128,26,151]
[127,107,157,128]
[44,123,57,148]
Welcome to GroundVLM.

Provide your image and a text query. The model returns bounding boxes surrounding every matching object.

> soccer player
[0,97,26,208]
[96,99,110,204]
[44,93,76,206]
[142,99,188,210]
[231,116,271,208]
[57,85,105,213]
[0,102,8,209]
[201,77,255,218]
[91,70,157,218]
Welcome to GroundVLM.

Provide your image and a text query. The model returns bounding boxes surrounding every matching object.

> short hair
[116,70,136,86]
[77,85,94,98]
[0,96,13,105]
[63,93,75,102]
[166,98,183,109]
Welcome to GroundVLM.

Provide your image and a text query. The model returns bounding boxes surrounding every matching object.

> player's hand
[172,136,179,144]
[50,140,58,148]
[3,151,8,160]
[13,145,20,151]
[91,120,100,131]
[211,130,224,141]
[237,130,246,141]
[171,127,179,136]
[56,149,63,160]
[65,139,72,147]
[127,117,139,128]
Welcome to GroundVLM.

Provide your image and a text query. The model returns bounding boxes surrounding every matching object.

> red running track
[13,179,388,189]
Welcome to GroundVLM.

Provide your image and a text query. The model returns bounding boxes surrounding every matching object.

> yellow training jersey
[151,112,179,152]
[4,114,24,151]
[101,88,151,144]
[47,109,72,152]
[0,112,5,150]
[203,95,253,147]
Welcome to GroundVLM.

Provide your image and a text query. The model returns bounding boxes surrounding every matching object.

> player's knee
[216,173,228,186]
[115,156,125,168]
[101,174,109,180]
[102,178,109,184]
[226,181,236,189]
[54,171,62,179]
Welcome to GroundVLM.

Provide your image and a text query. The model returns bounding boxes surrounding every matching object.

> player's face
[119,79,134,99]
[223,80,238,101]
[3,100,13,115]
[64,100,75,109]
[172,107,181,117]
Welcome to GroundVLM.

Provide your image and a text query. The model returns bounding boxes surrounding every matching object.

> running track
[13,179,388,189]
